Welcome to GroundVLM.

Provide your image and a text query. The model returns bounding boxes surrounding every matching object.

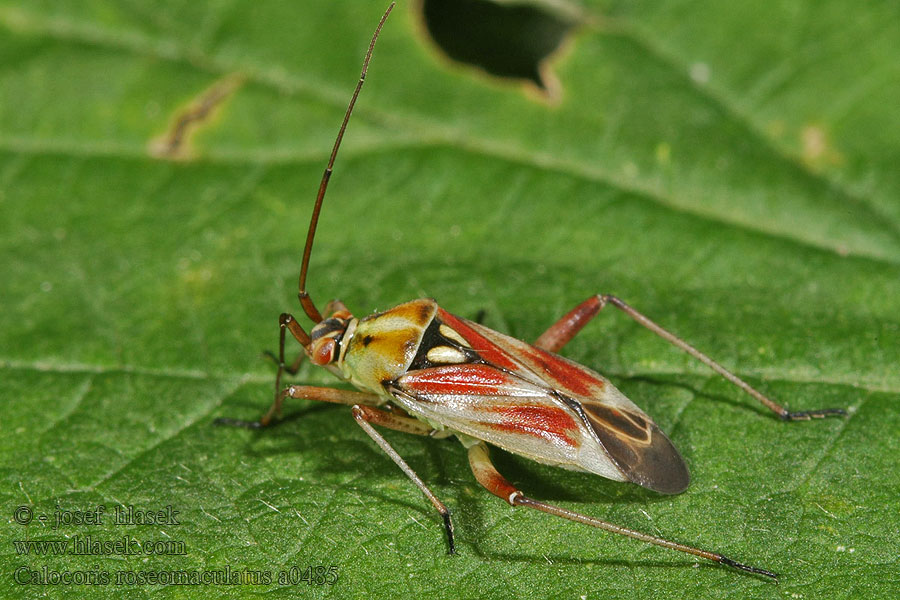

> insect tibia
[593,294,847,421]
[510,495,777,579]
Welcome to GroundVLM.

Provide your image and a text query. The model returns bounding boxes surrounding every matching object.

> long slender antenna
[297,2,396,324]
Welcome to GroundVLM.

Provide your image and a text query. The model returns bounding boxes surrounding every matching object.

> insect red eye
[312,338,336,366]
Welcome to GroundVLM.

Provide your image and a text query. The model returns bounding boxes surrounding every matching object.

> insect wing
[388,308,689,494]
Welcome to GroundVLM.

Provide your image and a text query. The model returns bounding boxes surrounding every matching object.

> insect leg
[262,310,310,375]
[467,442,776,578]
[534,296,603,353]
[536,295,845,421]
[275,311,310,370]
[215,386,380,429]
[351,405,456,555]
[261,312,314,423]
[350,404,436,437]
[262,350,304,376]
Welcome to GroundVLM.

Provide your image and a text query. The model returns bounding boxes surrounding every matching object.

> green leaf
[1,1,897,599]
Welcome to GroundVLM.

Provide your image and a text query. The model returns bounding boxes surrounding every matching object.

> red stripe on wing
[398,363,580,449]
[437,309,603,398]
[517,344,601,397]
[484,404,578,447]
[399,363,525,396]
[437,309,520,371]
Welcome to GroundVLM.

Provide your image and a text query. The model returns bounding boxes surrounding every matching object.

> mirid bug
[218,3,846,579]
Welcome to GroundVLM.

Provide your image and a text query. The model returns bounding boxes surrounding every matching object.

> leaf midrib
[1,359,892,395]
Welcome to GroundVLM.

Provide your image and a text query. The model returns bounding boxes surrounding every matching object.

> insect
[218,3,846,579]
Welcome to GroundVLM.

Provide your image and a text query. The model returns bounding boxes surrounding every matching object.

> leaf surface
[1,1,897,599]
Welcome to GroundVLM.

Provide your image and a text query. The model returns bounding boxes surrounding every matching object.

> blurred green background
[1,1,898,598]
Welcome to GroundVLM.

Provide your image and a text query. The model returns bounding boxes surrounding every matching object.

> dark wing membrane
[435,309,690,494]
[580,401,689,494]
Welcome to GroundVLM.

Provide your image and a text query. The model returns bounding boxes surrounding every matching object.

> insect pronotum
[218,3,846,579]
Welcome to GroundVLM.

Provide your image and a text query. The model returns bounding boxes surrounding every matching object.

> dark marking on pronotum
[418,301,434,323]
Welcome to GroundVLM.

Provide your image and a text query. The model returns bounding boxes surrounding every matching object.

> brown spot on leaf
[800,123,843,171]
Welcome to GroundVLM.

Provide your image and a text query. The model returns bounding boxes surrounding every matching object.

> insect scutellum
[216,1,847,581]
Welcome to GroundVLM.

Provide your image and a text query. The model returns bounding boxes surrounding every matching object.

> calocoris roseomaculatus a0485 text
[217,3,846,579]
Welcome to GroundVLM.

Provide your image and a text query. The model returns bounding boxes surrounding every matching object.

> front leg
[215,385,381,428]
[215,386,454,548]
[535,295,846,421]
[351,405,455,554]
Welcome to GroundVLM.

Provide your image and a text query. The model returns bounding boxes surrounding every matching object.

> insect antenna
[297,2,395,324]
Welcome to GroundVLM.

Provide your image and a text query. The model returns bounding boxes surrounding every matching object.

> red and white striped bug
[218,3,845,579]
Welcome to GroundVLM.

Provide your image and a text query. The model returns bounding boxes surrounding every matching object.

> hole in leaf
[417,0,579,100]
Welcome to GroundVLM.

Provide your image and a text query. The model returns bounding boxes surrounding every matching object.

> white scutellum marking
[439,324,470,347]
[426,345,468,364]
